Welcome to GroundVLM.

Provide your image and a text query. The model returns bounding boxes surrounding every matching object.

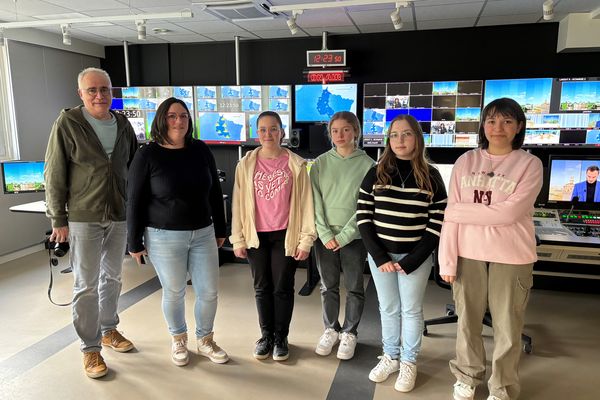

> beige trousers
[450,257,533,400]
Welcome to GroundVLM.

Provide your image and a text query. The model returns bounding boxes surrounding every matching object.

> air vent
[202,1,278,21]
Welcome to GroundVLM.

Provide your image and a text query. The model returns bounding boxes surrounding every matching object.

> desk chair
[423,250,533,354]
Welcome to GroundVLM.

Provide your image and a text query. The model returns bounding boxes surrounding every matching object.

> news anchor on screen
[571,165,600,203]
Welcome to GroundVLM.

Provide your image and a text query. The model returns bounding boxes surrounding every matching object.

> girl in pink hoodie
[438,98,542,400]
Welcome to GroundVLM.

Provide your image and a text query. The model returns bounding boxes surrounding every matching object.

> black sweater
[357,159,447,273]
[127,140,226,253]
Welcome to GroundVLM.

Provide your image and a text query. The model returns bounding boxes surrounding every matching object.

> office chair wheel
[446,310,455,316]
[523,343,532,354]
[423,327,429,336]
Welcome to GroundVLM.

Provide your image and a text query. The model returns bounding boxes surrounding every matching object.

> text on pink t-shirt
[254,153,293,232]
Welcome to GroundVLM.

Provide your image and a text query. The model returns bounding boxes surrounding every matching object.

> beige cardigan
[229,147,316,256]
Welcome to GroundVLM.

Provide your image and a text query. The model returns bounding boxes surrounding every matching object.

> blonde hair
[375,114,434,199]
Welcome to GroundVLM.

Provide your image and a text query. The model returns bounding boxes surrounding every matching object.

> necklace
[486,150,510,177]
[398,169,413,188]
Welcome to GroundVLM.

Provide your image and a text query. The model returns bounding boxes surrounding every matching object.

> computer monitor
[111,86,194,142]
[363,80,483,147]
[545,155,600,210]
[1,160,45,194]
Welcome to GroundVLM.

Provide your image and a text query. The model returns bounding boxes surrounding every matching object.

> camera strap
[47,249,72,307]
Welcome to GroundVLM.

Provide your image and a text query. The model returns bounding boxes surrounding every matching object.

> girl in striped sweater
[357,114,447,392]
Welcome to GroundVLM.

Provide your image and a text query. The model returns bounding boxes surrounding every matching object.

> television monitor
[111,86,194,142]
[195,85,292,146]
[1,161,45,194]
[363,80,483,147]
[294,83,357,123]
[545,155,600,210]
[484,77,600,147]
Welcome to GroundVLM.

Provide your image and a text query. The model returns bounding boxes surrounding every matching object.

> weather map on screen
[195,85,292,145]
[295,84,357,122]
[198,112,246,142]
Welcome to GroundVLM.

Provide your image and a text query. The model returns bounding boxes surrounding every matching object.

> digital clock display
[306,50,346,67]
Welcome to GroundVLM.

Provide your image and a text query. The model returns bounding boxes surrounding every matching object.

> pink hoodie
[438,149,543,276]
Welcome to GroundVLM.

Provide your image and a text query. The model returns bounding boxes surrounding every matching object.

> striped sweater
[357,158,448,273]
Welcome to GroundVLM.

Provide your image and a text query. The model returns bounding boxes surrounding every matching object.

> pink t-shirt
[254,153,293,232]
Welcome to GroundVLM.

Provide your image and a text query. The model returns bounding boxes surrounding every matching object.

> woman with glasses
[230,111,316,362]
[127,97,229,367]
[357,114,447,392]
[310,111,374,360]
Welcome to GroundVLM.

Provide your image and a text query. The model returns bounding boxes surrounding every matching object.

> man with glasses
[44,67,138,379]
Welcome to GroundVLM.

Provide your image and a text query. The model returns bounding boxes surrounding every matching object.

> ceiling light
[152,28,172,34]
[136,20,146,40]
[287,10,303,35]
[543,0,554,21]
[391,8,402,30]
[61,23,71,46]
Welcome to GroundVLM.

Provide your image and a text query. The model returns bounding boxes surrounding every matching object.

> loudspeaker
[289,128,301,148]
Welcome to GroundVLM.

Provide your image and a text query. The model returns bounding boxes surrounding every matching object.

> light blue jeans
[145,225,219,338]
[368,252,432,363]
[69,221,127,352]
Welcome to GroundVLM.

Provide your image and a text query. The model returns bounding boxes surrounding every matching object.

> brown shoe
[102,329,134,353]
[83,351,108,378]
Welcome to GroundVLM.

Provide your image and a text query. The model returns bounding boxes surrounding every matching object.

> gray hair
[77,67,112,89]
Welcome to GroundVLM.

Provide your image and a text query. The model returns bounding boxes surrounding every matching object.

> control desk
[533,208,600,268]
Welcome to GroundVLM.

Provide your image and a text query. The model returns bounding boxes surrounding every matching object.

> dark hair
[327,111,362,149]
[587,165,599,172]
[151,97,194,145]
[477,97,526,150]
[376,114,434,199]
[256,111,284,144]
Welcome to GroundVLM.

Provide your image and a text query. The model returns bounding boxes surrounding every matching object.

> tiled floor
[0,251,598,400]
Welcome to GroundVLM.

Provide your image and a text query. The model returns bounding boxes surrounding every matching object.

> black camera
[45,238,70,257]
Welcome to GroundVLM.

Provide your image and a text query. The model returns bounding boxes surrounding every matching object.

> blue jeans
[145,225,219,338]
[69,221,127,352]
[368,253,432,363]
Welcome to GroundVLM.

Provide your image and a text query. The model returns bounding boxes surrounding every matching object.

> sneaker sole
[198,351,229,364]
[368,370,398,383]
[254,352,270,360]
[395,383,415,392]
[172,356,189,366]
[272,353,289,361]
[86,368,108,379]
[102,343,134,353]
[336,350,355,360]
[315,347,333,356]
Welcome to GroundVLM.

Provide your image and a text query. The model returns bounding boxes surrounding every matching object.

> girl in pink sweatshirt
[438,98,542,400]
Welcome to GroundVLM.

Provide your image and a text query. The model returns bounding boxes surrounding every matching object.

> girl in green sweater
[309,111,375,360]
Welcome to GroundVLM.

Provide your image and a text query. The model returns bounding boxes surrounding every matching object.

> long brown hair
[375,114,434,199]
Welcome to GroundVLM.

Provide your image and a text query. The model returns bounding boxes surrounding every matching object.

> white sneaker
[337,332,357,360]
[197,332,229,364]
[368,354,400,383]
[315,328,339,356]
[453,381,476,400]
[172,333,189,366]
[487,396,502,400]
[394,361,417,392]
